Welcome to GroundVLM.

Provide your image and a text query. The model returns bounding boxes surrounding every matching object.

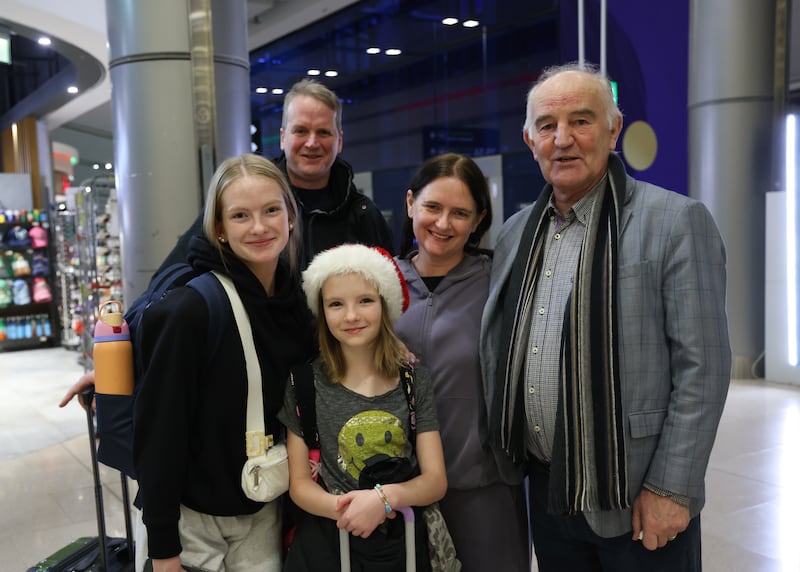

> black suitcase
[27,389,135,571]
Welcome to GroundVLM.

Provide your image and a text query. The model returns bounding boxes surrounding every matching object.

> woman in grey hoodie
[394,153,529,572]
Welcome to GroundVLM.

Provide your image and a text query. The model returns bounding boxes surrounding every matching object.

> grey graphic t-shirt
[279,358,439,494]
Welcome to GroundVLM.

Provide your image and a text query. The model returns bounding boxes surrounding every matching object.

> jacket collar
[273,153,356,214]
[397,252,489,294]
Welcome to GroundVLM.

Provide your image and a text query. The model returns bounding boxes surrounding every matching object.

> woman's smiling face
[407,176,484,266]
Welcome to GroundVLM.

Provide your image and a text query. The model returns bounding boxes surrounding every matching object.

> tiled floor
[1,347,799,571]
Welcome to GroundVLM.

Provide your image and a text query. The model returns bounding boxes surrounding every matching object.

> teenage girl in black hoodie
[133,154,316,572]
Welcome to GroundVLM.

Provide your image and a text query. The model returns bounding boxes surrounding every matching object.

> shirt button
[532,346,539,354]
[554,233,561,240]
[528,386,535,394]
[538,307,545,315]
[545,269,552,277]
[534,425,542,433]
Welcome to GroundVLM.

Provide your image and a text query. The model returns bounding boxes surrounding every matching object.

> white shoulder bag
[213,271,289,503]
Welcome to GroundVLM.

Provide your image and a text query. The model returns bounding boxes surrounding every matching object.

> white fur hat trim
[302,244,406,322]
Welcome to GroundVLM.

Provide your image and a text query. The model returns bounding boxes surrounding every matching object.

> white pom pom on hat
[302,244,410,323]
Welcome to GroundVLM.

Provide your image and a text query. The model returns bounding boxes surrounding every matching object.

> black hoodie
[133,235,316,559]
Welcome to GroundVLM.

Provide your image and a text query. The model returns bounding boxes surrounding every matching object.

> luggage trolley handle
[82,388,135,571]
[83,388,109,571]
[338,506,416,572]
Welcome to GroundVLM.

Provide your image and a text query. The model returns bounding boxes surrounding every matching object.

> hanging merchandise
[69,177,123,359]
[11,252,32,277]
[32,252,49,276]
[29,223,49,249]
[0,278,12,308]
[5,225,30,247]
[12,278,31,305]
[0,205,59,351]
[32,277,53,303]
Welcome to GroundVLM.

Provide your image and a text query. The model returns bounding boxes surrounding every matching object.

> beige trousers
[138,501,282,572]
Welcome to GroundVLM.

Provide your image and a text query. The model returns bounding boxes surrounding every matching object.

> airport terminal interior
[2,0,800,571]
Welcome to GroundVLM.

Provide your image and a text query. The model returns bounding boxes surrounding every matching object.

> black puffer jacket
[133,235,316,559]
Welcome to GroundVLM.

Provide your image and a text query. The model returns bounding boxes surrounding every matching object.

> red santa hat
[302,244,410,323]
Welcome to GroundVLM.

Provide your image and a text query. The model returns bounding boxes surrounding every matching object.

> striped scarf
[491,158,629,514]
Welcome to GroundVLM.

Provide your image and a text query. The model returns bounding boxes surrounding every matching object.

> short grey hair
[522,62,622,138]
[281,79,343,132]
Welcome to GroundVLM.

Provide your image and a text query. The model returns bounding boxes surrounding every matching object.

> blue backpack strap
[124,263,196,324]
[186,272,231,366]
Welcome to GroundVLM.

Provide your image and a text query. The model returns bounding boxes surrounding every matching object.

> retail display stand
[55,176,123,365]
[0,207,59,351]
[53,205,81,350]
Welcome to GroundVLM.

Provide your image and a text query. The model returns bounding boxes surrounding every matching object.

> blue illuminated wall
[561,0,690,196]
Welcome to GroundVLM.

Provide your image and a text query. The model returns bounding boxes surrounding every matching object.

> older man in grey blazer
[480,63,731,572]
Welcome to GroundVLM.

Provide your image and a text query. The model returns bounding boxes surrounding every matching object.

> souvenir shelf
[0,209,59,351]
[53,206,81,351]
[71,176,123,365]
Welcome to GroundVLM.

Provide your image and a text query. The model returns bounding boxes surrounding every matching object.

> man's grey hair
[522,62,622,137]
[281,78,343,132]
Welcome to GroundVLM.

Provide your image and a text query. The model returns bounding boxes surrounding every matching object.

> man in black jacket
[275,78,394,268]
[154,79,393,274]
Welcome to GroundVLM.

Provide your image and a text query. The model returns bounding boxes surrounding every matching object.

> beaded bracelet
[374,483,392,515]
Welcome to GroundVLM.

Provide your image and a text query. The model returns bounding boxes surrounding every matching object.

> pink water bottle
[93,301,134,395]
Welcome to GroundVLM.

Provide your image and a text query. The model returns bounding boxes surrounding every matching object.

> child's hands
[335,489,391,538]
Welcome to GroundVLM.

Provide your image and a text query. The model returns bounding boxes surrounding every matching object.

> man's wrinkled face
[523,71,622,203]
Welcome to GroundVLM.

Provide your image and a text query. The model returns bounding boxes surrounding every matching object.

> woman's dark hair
[399,153,493,257]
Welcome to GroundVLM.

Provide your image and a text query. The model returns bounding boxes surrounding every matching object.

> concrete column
[688,0,776,378]
[211,0,250,161]
[105,0,249,303]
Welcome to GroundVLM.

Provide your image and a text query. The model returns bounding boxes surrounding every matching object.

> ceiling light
[442,17,459,26]
[67,86,79,94]
[105,163,113,170]
[92,164,99,170]
[366,47,381,55]
[385,48,402,56]
[324,70,338,77]
[307,69,321,76]
[38,37,52,46]
[271,88,284,95]
[463,19,480,28]
[255,87,268,94]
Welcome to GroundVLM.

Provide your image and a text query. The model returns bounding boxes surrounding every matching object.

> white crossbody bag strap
[211,271,272,457]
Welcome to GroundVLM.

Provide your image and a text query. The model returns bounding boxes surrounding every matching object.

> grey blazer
[480,156,732,537]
